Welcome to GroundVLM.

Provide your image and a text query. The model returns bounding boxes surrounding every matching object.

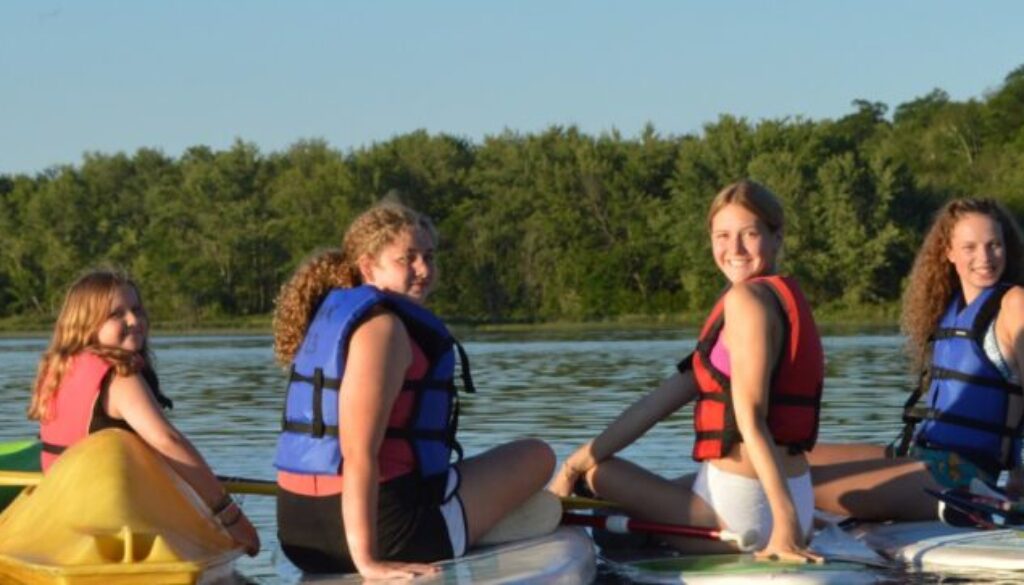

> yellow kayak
[0,429,241,585]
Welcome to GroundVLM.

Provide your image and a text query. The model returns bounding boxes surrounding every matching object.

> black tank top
[88,366,172,433]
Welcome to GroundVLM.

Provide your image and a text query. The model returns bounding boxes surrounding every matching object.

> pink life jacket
[38,352,114,472]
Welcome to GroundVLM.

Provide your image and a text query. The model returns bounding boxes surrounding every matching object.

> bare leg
[457,438,556,544]
[582,457,738,554]
[809,442,941,521]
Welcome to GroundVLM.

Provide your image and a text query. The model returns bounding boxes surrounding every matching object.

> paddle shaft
[562,511,758,549]
[561,495,617,510]
[0,470,277,496]
[926,488,1022,529]
[215,475,277,495]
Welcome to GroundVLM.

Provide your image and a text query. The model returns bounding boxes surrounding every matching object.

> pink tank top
[709,337,731,376]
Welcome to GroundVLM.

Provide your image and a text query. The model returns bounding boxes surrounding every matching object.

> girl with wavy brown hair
[29,269,260,554]
[273,201,557,579]
[810,197,1024,521]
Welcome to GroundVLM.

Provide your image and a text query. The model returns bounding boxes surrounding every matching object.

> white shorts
[692,462,814,550]
[441,467,468,557]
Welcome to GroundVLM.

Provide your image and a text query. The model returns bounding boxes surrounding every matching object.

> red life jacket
[38,352,113,472]
[689,275,824,461]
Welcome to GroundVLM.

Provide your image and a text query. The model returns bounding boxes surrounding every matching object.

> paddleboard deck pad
[847,520,1024,571]
[597,521,887,584]
[611,554,881,584]
[292,526,596,584]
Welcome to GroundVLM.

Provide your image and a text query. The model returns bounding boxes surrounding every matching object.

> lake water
[0,331,999,583]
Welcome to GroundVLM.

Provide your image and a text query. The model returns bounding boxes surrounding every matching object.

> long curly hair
[902,197,1024,371]
[28,269,153,421]
[272,201,436,365]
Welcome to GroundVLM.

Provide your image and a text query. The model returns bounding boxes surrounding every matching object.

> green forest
[3,66,1024,327]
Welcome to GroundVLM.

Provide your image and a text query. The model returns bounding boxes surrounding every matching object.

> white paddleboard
[848,520,1024,571]
[285,526,596,584]
[605,523,886,584]
[613,554,881,584]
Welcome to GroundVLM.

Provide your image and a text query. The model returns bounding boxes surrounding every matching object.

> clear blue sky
[2,1,1022,175]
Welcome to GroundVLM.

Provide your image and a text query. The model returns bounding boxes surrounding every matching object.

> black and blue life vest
[900,285,1024,471]
[273,285,474,480]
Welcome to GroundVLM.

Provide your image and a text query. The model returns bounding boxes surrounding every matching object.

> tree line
[2,66,1024,325]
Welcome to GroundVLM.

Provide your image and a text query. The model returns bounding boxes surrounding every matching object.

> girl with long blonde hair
[810,197,1024,520]
[30,269,259,554]
[273,201,556,579]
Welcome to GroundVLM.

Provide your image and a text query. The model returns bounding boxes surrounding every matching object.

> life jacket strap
[280,365,337,438]
[696,391,731,404]
[930,367,1024,394]
[455,341,476,394]
[402,378,455,392]
[695,429,743,443]
[279,423,458,442]
[919,409,1022,438]
[891,358,932,457]
[281,420,340,437]
[695,388,819,407]
[677,352,694,374]
[931,327,973,340]
[40,441,65,455]
[768,394,820,406]
[288,366,341,390]
[384,428,454,440]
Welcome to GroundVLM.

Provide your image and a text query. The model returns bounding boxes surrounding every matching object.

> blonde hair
[902,197,1024,371]
[28,270,152,421]
[272,201,436,365]
[706,180,784,234]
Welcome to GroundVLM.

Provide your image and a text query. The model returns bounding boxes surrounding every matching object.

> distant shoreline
[0,302,900,337]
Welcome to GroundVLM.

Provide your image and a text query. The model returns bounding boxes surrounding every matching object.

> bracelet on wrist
[210,492,234,516]
[218,507,243,528]
[215,501,242,527]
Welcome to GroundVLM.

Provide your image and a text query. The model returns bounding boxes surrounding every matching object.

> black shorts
[277,468,466,574]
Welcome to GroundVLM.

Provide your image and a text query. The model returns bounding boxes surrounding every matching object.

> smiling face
[710,202,781,284]
[360,227,437,303]
[947,212,1005,302]
[95,284,148,352]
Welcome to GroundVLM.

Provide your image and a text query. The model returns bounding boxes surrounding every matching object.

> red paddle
[561,511,760,551]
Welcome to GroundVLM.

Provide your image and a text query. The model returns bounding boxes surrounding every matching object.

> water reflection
[0,332,963,583]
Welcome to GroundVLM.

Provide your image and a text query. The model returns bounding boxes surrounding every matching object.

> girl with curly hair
[273,201,556,579]
[810,197,1024,520]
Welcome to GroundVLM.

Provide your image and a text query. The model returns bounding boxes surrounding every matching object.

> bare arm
[997,286,1024,496]
[724,284,815,561]
[550,368,698,496]
[338,312,437,579]
[106,373,260,555]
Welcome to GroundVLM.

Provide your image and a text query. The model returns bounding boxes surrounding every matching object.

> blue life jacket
[909,285,1024,471]
[273,285,474,479]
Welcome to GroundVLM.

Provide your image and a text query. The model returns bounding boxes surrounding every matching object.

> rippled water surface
[0,331,1006,583]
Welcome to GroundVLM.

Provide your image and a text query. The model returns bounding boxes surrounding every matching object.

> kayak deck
[0,439,40,512]
[0,430,241,585]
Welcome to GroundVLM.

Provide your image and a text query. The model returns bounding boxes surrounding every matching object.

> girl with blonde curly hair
[810,197,1024,521]
[30,269,259,554]
[273,201,556,579]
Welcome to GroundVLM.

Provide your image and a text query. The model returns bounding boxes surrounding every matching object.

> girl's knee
[513,438,555,477]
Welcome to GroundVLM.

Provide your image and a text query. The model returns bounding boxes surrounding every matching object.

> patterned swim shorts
[909,446,998,489]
